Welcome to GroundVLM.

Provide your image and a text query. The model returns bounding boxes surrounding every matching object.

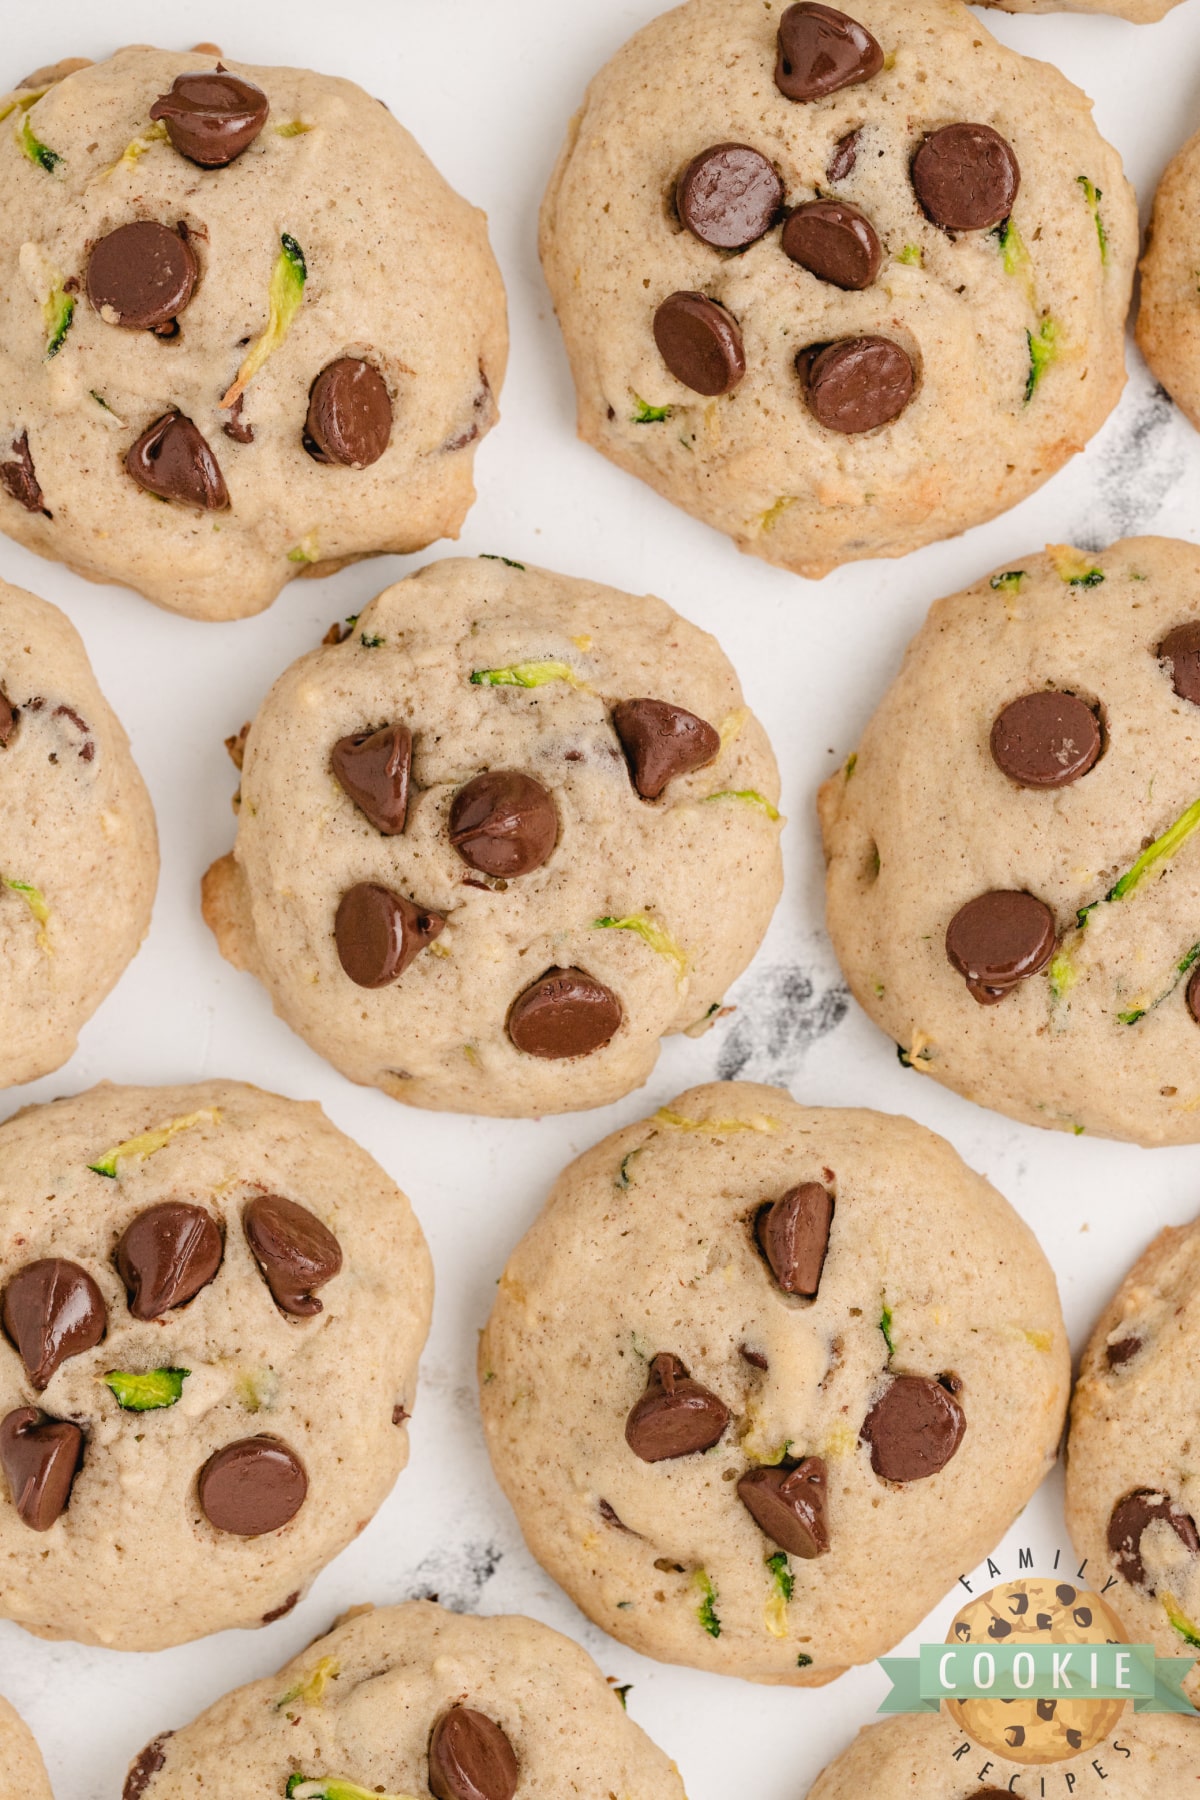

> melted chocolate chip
[756,1183,834,1297]
[1158,623,1200,706]
[945,889,1057,1004]
[782,201,882,290]
[676,144,783,251]
[115,1202,223,1320]
[775,3,883,103]
[990,692,1102,789]
[737,1456,830,1558]
[625,1353,730,1461]
[198,1437,307,1535]
[125,412,229,510]
[0,432,49,515]
[0,1406,84,1530]
[1108,1488,1200,1589]
[261,1591,300,1624]
[653,292,745,396]
[800,337,915,433]
[243,1195,342,1317]
[449,772,558,877]
[334,883,444,987]
[861,1375,966,1482]
[507,967,622,1059]
[740,1344,769,1371]
[1107,1336,1144,1371]
[331,723,412,835]
[827,130,860,183]
[0,688,17,747]
[967,1792,1013,1800]
[86,222,198,332]
[612,698,720,800]
[150,70,269,167]
[428,1707,519,1800]
[223,393,254,443]
[304,359,393,468]
[2,1259,106,1389]
[392,1404,410,1426]
[1188,965,1200,1025]
[599,1497,632,1530]
[123,1736,172,1800]
[912,124,1021,233]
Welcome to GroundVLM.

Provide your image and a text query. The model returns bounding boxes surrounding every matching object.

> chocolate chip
[756,1183,834,1297]
[653,292,745,396]
[1188,966,1200,1026]
[86,222,198,332]
[507,967,622,1059]
[243,1195,342,1317]
[827,130,860,183]
[625,1353,730,1462]
[115,1203,223,1320]
[738,1456,829,1557]
[428,1707,518,1800]
[2,1259,106,1389]
[0,432,49,515]
[990,692,1101,789]
[740,1344,769,1371]
[392,1404,410,1426]
[967,1792,1013,1800]
[1108,1488,1200,1589]
[612,698,720,800]
[0,687,17,747]
[1055,1583,1076,1605]
[676,144,783,250]
[304,359,393,468]
[223,393,254,443]
[861,1374,966,1482]
[1106,1335,1142,1369]
[123,1736,172,1800]
[945,889,1057,1004]
[261,1591,300,1624]
[912,124,1021,233]
[775,3,883,103]
[334,883,444,987]
[0,1406,84,1530]
[449,772,557,877]
[1036,1700,1056,1719]
[782,201,882,290]
[599,1498,632,1530]
[331,723,412,835]
[126,412,229,510]
[800,337,915,433]
[149,69,269,167]
[1158,623,1200,706]
[198,1437,307,1535]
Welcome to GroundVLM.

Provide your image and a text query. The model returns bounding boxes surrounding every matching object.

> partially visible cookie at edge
[1138,125,1200,433]
[0,1694,53,1800]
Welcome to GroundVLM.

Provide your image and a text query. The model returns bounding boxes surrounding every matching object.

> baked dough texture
[0,49,507,619]
[0,576,156,1087]
[1138,126,1200,433]
[0,1081,432,1650]
[0,1695,53,1800]
[540,0,1135,578]
[983,0,1181,17]
[203,557,783,1117]
[820,537,1200,1146]
[479,1081,1069,1684]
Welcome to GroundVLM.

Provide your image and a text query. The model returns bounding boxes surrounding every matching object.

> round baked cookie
[803,1711,1198,1799]
[539,0,1135,580]
[1138,127,1200,434]
[0,576,156,1087]
[479,1080,1069,1684]
[0,1694,53,1800]
[0,48,507,620]
[121,1601,684,1800]
[820,536,1200,1146]
[981,0,1181,17]
[201,556,783,1117]
[1066,1215,1200,1706]
[0,1080,432,1650]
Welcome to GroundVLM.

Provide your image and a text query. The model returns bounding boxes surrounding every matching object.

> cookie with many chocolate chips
[0,1695,52,1800]
[479,1081,1068,1683]
[0,1082,431,1650]
[202,557,782,1116]
[0,576,157,1087]
[540,0,1134,579]
[1138,122,1200,437]
[0,48,506,619]
[118,1602,683,1800]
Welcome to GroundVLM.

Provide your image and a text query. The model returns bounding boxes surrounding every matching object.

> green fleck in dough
[1162,1592,1200,1649]
[4,876,50,949]
[479,554,526,570]
[1025,318,1060,403]
[1049,545,1104,587]
[1048,952,1077,1002]
[615,1148,643,1190]
[222,234,307,409]
[694,1570,721,1638]
[1118,941,1200,1025]
[289,1782,416,1800]
[632,395,670,424]
[43,282,74,359]
[880,1303,896,1358]
[990,571,1026,594]
[17,108,62,173]
[613,1683,632,1709]
[470,659,584,689]
[796,1652,813,1668]
[104,1368,188,1411]
[275,120,315,138]
[87,1107,220,1178]
[277,1657,340,1712]
[758,496,794,533]
[701,788,781,820]
[287,533,320,565]
[594,913,688,980]
[844,753,857,779]
[896,243,922,267]
[360,633,385,649]
[1109,795,1200,905]
[0,88,50,125]
[767,1552,794,1603]
[1077,176,1109,265]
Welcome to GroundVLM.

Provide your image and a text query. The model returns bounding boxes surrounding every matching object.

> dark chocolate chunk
[198,1436,307,1535]
[2,1258,106,1389]
[625,1352,730,1462]
[1105,1335,1142,1369]
[0,1405,84,1530]
[125,411,229,510]
[243,1194,342,1317]
[0,432,49,515]
[990,693,1102,789]
[653,292,745,396]
[428,1707,519,1800]
[861,1374,966,1482]
[782,200,882,290]
[827,130,861,183]
[261,1590,300,1623]
[507,967,622,1058]
[1159,623,1200,706]
[912,124,1021,233]
[449,772,557,877]
[334,883,444,987]
[612,698,719,800]
[676,144,783,251]
[115,1202,223,1320]
[149,69,269,167]
[775,4,883,103]
[123,1736,173,1800]
[331,723,412,835]
[756,1183,834,1297]
[86,221,198,332]
[1108,1488,1200,1589]
[304,358,393,468]
[223,393,254,443]
[737,1456,829,1557]
[945,889,1057,1004]
[800,336,915,433]
[0,687,17,747]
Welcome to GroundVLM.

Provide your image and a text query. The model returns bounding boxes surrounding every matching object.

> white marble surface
[1,2,1199,1795]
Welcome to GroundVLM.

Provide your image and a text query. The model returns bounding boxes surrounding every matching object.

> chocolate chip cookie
[0,1081,432,1650]
[478,1080,1068,1683]
[0,48,506,619]
[820,536,1200,1145]
[0,1695,52,1800]
[201,556,783,1117]
[0,576,156,1087]
[120,1601,683,1800]
[1138,124,1200,437]
[540,0,1135,580]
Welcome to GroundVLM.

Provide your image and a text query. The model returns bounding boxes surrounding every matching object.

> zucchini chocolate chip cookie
[0,48,506,619]
[540,0,1135,580]
[1138,124,1200,436]
[0,576,156,1088]
[202,557,783,1117]
[820,537,1200,1146]
[119,1602,684,1800]
[0,1695,52,1800]
[1066,1215,1200,1705]
[0,1081,431,1650]
[479,1081,1068,1684]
